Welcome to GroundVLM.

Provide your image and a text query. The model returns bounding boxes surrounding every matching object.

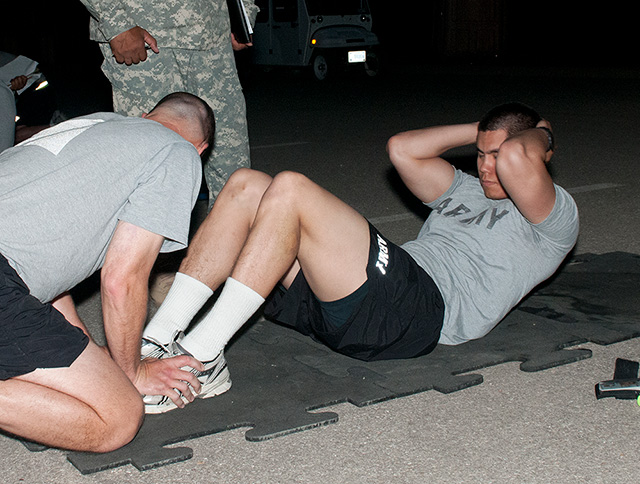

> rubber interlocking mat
[20,252,640,473]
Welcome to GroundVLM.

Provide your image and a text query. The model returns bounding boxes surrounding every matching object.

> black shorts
[263,223,445,361]
[0,253,89,380]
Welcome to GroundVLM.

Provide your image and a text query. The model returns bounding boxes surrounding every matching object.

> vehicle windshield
[305,0,370,16]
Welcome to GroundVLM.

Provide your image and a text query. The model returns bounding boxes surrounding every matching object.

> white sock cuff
[167,272,214,304]
[225,277,265,307]
[143,272,213,342]
[179,277,265,360]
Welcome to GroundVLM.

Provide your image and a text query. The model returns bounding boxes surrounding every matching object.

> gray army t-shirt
[402,169,579,345]
[0,113,201,302]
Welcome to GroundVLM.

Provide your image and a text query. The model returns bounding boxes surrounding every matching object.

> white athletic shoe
[140,334,173,360]
[142,334,232,414]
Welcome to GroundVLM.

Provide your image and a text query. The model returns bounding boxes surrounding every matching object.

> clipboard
[0,56,42,95]
[227,0,253,44]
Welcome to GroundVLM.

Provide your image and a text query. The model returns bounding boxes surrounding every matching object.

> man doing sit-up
[140,102,579,413]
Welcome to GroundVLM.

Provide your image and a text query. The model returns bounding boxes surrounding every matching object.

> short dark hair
[478,102,541,137]
[150,92,216,148]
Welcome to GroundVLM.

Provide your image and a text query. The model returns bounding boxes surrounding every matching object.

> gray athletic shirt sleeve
[0,113,201,302]
[401,169,579,345]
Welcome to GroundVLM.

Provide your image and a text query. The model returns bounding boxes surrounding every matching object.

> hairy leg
[179,168,273,289]
[178,171,370,361]
[144,169,272,348]
[0,342,143,452]
[232,171,371,302]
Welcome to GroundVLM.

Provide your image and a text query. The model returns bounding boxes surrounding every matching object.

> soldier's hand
[110,26,159,65]
[9,75,28,91]
[231,32,252,51]
[134,355,204,409]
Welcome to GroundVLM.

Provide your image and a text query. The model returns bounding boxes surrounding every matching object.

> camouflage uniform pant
[99,43,250,208]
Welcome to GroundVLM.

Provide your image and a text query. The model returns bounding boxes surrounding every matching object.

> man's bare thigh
[293,176,371,301]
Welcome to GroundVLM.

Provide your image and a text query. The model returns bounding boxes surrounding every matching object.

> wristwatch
[536,126,555,152]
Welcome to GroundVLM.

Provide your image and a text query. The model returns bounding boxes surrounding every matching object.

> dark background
[1,0,636,120]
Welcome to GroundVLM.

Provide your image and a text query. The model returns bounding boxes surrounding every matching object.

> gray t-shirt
[0,113,201,302]
[402,169,579,345]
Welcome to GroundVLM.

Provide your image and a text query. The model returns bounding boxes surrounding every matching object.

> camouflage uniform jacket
[80,0,259,51]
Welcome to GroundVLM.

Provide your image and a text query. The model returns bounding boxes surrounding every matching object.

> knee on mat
[90,398,144,453]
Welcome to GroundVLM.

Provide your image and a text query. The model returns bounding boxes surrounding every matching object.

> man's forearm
[101,279,150,382]
[389,122,478,162]
[100,220,164,384]
[387,122,477,204]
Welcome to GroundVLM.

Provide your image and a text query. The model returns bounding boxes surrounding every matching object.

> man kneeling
[0,92,214,450]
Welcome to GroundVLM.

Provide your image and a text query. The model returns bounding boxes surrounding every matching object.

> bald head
[146,92,215,155]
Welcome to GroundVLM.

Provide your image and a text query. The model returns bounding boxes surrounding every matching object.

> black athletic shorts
[0,253,89,380]
[263,223,445,361]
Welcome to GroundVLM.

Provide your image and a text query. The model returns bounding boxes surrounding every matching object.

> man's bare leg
[51,292,92,337]
[180,168,275,288]
[232,170,371,300]
[178,170,371,361]
[0,341,143,452]
[142,168,273,344]
[137,168,371,408]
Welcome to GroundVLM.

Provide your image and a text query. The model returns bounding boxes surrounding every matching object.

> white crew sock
[180,277,265,361]
[143,272,213,344]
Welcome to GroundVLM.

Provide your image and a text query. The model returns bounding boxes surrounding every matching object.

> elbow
[386,133,408,168]
[497,138,533,173]
[385,134,398,158]
[100,266,136,303]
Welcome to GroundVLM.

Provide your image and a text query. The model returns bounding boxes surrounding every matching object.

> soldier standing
[79,0,259,206]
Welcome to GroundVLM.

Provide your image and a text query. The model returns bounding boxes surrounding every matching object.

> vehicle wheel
[312,54,328,81]
[364,52,380,77]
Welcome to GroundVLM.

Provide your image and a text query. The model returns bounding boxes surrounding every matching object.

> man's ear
[196,141,209,156]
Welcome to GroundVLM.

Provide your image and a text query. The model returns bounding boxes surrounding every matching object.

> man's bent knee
[92,387,144,453]
[8,342,144,453]
[75,344,144,452]
[93,414,143,453]
[260,171,318,211]
[223,168,273,205]
[267,171,312,197]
